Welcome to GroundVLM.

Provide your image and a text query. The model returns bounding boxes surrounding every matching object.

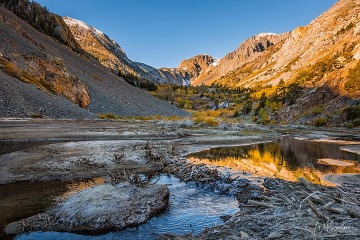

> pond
[3,176,238,240]
[188,135,360,184]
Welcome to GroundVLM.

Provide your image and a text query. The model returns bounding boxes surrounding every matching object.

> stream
[1,135,360,239]
[10,175,238,240]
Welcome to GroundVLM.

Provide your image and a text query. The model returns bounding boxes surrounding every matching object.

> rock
[5,183,169,234]
[266,231,283,240]
[240,231,250,239]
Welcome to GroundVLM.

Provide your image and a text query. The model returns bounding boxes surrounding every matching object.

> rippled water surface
[14,176,238,240]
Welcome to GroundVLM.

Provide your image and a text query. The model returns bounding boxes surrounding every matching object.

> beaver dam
[0,119,359,239]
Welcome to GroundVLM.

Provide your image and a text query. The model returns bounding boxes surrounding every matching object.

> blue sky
[36,0,338,68]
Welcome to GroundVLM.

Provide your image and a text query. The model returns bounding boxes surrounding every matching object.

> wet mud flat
[0,119,359,239]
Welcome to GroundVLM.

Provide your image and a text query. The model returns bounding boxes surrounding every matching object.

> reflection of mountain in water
[188,136,360,184]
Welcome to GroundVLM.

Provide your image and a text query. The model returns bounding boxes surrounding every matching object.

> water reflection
[188,136,360,184]
[0,178,104,238]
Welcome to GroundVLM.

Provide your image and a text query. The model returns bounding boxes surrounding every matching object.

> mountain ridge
[64,16,191,86]
[0,2,187,118]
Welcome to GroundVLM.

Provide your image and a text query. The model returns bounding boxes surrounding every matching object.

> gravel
[0,72,97,119]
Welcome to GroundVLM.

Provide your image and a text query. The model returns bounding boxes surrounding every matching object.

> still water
[188,136,360,184]
[12,176,238,240]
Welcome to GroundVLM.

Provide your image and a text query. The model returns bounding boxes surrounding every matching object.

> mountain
[192,0,360,96]
[63,17,191,86]
[208,0,360,92]
[189,0,360,124]
[0,0,84,55]
[179,54,219,80]
[190,33,290,86]
[0,1,187,118]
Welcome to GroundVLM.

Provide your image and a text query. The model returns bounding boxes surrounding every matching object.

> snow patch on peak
[63,16,104,36]
[211,57,220,67]
[256,32,277,37]
[63,17,90,29]
[93,28,104,37]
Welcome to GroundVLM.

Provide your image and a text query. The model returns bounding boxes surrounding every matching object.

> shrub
[353,118,360,127]
[233,109,240,118]
[311,106,323,115]
[346,61,360,93]
[241,100,253,115]
[344,105,360,120]
[313,117,328,127]
[2,60,22,78]
[258,108,270,125]
[30,113,44,119]
[98,113,119,120]
[204,117,219,127]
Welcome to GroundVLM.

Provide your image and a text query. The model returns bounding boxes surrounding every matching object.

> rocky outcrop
[179,54,218,79]
[191,33,290,86]
[5,183,170,234]
[0,0,84,54]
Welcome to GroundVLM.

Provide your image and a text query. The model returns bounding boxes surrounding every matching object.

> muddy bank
[0,119,277,185]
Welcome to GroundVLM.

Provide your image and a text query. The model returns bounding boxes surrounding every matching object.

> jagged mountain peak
[178,54,218,79]
[190,32,290,86]
[63,16,128,61]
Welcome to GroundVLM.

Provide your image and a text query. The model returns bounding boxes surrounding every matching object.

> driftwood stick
[293,227,315,235]
[323,201,344,214]
[307,199,328,223]
[299,177,315,191]
[336,187,360,206]
[309,194,323,204]
[346,209,360,218]
[317,192,358,206]
[247,200,276,208]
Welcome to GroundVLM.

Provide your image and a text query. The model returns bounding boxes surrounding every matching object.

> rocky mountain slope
[187,0,360,125]
[0,0,84,55]
[0,2,187,118]
[63,17,191,86]
[192,0,360,97]
[179,54,218,80]
[191,33,290,86]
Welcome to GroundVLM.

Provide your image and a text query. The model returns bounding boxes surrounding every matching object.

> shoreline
[1,119,359,239]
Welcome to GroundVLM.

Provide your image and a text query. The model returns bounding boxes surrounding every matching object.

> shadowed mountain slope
[0,4,187,118]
